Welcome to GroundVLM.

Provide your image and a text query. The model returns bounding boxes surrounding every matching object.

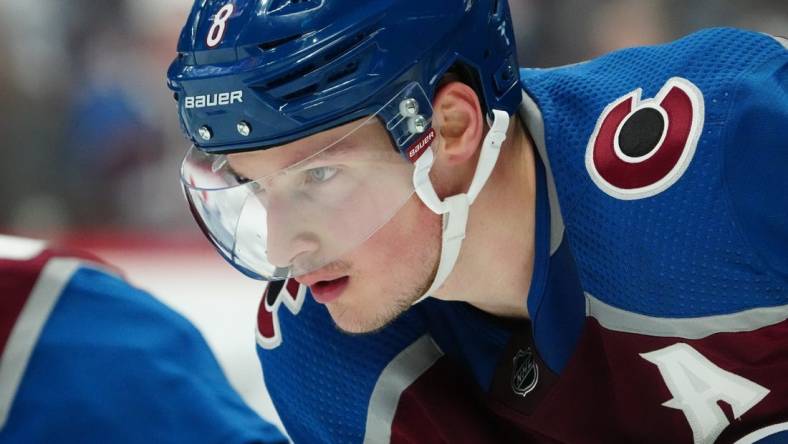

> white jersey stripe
[766,34,788,49]
[0,258,81,428]
[520,90,566,256]
[586,292,788,339]
[363,335,443,444]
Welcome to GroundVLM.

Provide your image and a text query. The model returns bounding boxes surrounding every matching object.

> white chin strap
[412,109,509,304]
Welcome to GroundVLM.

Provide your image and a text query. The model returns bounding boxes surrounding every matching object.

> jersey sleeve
[724,37,788,282]
[0,241,288,444]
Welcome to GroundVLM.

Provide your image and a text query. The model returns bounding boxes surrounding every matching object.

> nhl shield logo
[511,348,539,397]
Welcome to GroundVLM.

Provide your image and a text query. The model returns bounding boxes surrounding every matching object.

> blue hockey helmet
[169,0,520,282]
[167,0,520,154]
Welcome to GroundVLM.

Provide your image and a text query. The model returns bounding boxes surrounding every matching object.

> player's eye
[231,172,251,185]
[305,166,339,184]
[228,170,267,194]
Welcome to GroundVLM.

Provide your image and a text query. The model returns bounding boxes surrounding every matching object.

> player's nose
[264,198,319,269]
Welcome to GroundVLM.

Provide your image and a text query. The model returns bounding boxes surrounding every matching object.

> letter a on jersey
[256,279,306,349]
[641,343,770,444]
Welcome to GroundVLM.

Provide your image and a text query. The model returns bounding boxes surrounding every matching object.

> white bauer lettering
[641,343,770,444]
[407,128,435,161]
[184,91,244,109]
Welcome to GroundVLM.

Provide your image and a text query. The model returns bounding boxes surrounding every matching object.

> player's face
[311,188,441,334]
[227,120,442,333]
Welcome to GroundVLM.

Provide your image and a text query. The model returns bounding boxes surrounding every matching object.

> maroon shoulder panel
[390,356,560,444]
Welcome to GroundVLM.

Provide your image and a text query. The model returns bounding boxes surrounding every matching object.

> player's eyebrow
[299,140,359,163]
[226,139,360,181]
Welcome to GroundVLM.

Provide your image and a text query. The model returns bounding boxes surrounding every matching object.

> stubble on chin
[329,297,410,335]
[327,195,443,335]
[328,255,439,335]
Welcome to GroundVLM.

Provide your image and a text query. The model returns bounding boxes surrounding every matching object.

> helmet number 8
[207,4,234,48]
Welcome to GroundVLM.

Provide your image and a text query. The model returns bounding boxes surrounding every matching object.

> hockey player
[0,234,287,443]
[168,1,787,442]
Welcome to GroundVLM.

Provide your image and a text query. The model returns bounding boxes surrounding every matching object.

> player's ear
[432,81,484,165]
[429,81,485,195]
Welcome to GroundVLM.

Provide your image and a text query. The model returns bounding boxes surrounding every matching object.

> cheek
[320,177,413,248]
[330,197,441,331]
[355,196,441,276]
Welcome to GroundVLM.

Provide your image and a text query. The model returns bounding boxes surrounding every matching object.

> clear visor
[180,83,435,281]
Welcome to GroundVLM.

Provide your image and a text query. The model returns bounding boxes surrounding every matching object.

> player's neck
[432,116,537,319]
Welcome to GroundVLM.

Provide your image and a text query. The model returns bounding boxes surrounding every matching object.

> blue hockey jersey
[0,235,288,444]
[255,28,788,443]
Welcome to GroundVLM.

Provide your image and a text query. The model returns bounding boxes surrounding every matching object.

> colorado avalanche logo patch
[256,279,306,350]
[585,77,704,200]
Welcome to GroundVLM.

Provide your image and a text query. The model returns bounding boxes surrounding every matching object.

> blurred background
[1,0,786,433]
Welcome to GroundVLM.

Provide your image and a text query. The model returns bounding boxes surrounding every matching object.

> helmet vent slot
[322,31,368,63]
[262,30,370,98]
[266,63,318,89]
[259,33,304,51]
[281,84,319,101]
[326,60,360,84]
[266,0,322,16]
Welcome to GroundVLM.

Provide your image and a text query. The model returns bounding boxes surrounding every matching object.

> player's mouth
[307,276,349,304]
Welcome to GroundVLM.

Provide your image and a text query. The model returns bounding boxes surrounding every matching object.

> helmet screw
[502,63,514,81]
[408,115,428,134]
[399,98,419,117]
[237,121,252,136]
[198,126,213,141]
